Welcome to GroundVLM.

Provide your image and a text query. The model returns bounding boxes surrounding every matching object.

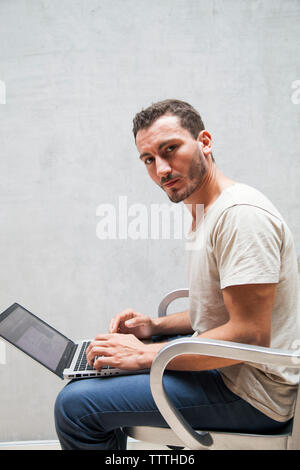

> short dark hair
[132,99,205,139]
[132,99,215,162]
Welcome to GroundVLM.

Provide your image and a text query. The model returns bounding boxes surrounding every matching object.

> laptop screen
[0,304,71,374]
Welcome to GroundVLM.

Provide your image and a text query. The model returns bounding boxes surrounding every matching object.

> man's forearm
[151,309,194,336]
[141,320,248,371]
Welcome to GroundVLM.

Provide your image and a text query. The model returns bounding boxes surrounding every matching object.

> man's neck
[184,165,236,221]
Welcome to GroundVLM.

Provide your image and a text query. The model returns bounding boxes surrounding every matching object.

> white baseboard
[0,439,61,450]
[0,437,168,450]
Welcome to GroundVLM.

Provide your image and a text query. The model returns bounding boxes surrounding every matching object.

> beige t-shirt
[187,182,300,422]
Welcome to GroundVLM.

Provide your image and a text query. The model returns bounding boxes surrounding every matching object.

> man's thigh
[55,368,245,432]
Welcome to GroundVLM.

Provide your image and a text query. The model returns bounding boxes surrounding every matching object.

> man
[54,99,299,450]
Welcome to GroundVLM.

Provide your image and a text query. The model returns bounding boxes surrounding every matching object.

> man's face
[136,114,211,203]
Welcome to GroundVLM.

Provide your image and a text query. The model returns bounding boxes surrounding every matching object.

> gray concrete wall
[0,0,299,441]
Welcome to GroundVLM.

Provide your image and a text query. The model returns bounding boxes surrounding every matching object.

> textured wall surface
[0,0,299,441]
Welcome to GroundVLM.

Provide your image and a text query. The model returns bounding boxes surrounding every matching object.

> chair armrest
[157,289,189,317]
[150,337,300,450]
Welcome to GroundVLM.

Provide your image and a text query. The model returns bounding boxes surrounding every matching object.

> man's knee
[55,386,69,423]
[54,382,84,427]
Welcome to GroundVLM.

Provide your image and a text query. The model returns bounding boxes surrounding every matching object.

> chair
[124,284,300,450]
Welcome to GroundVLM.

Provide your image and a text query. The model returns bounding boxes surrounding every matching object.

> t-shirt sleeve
[212,204,283,289]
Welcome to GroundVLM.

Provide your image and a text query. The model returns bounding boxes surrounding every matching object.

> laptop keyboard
[74,341,110,371]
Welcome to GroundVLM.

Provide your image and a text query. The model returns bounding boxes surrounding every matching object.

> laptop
[0,302,149,380]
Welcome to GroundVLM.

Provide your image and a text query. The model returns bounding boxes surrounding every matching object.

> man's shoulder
[210,183,284,226]
[215,204,283,237]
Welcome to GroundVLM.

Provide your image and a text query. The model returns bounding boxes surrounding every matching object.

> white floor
[0,439,170,450]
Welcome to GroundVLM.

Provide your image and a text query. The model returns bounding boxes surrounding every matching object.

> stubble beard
[165,149,207,203]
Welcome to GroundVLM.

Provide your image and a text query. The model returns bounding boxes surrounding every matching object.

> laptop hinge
[65,343,78,369]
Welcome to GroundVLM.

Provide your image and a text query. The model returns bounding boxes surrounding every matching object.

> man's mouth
[162,178,180,188]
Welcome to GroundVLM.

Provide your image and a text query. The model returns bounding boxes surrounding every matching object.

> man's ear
[197,130,212,157]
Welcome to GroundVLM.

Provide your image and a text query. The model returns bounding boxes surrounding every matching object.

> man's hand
[85,333,154,371]
[109,308,156,339]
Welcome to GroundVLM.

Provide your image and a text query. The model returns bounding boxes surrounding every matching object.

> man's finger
[86,338,110,359]
[93,334,113,341]
[86,344,113,366]
[109,319,117,333]
[93,355,116,370]
[125,316,147,328]
[109,310,135,333]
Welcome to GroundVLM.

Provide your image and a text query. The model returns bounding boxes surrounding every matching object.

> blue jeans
[54,337,292,450]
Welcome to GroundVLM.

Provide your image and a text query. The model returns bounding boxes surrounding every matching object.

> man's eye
[165,145,177,153]
[144,157,154,165]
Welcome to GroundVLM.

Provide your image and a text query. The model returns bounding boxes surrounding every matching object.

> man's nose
[156,156,172,178]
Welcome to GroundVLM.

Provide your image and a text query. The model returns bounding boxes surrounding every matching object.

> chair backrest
[287,380,300,449]
[288,250,300,449]
[149,250,300,449]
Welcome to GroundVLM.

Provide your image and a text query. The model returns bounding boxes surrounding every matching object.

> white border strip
[0,437,138,450]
